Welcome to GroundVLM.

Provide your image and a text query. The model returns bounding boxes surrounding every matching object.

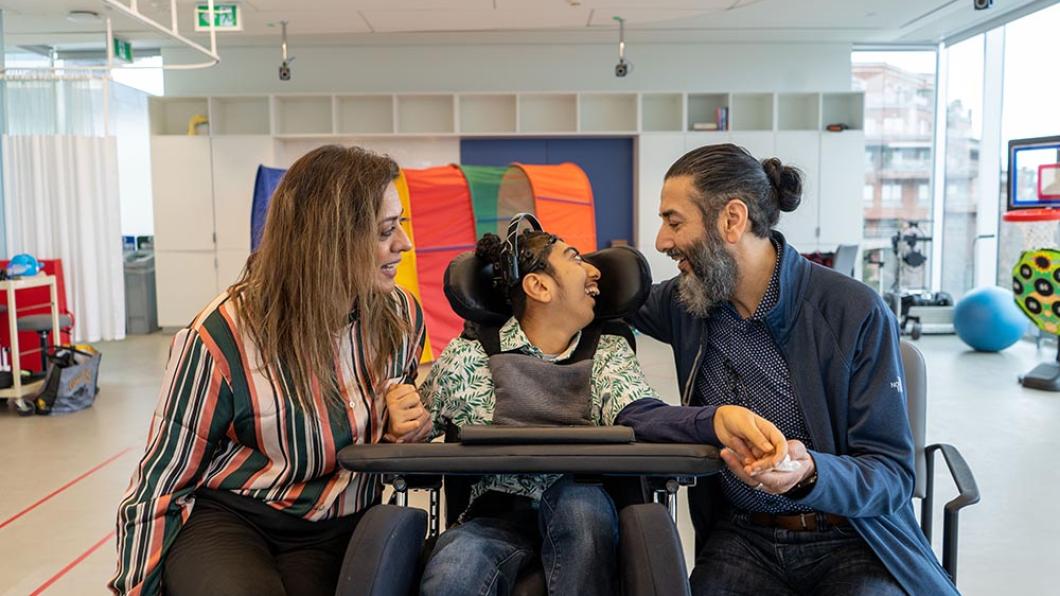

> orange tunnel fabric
[403,165,477,355]
[503,163,597,253]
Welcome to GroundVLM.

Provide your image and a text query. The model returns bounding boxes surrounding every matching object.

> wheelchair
[333,245,720,596]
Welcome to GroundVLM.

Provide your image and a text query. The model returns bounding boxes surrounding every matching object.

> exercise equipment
[882,221,953,339]
[1010,245,1060,390]
[953,286,1026,352]
[1002,141,1060,389]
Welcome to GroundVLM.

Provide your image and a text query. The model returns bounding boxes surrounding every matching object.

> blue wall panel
[460,138,633,248]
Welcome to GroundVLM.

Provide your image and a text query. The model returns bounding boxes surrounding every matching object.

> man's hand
[713,405,788,473]
[383,383,431,444]
[721,439,815,495]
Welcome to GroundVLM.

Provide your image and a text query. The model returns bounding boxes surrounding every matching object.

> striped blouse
[110,288,425,595]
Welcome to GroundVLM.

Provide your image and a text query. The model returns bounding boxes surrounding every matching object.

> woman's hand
[713,405,788,474]
[383,384,431,443]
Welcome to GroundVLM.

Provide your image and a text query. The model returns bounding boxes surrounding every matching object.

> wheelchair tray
[337,442,720,477]
[459,424,635,445]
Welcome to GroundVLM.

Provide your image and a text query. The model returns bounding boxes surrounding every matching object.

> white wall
[110,82,154,236]
[164,42,852,95]
[162,41,856,285]
[276,137,459,169]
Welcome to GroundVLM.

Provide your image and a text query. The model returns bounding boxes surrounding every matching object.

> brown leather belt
[747,512,849,532]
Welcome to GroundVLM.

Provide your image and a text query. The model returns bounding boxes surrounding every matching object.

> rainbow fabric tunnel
[251,162,597,360]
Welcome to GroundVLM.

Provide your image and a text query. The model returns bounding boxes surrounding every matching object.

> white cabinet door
[729,131,776,162]
[774,131,821,250]
[637,134,687,282]
[151,136,214,252]
[217,249,251,291]
[155,250,218,328]
[211,136,278,251]
[818,131,865,247]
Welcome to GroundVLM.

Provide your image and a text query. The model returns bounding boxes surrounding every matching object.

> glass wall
[997,3,1060,286]
[852,51,936,293]
[940,36,985,298]
[1001,4,1060,151]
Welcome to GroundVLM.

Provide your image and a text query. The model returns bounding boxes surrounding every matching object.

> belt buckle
[799,513,810,530]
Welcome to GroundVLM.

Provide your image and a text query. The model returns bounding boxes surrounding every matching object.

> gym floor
[0,331,1054,595]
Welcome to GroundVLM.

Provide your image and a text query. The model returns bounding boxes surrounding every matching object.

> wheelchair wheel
[911,322,922,340]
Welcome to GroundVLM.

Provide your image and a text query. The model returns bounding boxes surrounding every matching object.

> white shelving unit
[149,97,209,135]
[579,93,637,133]
[459,94,517,134]
[273,95,333,135]
[209,97,270,135]
[777,93,821,131]
[731,93,774,131]
[151,89,866,322]
[519,93,577,133]
[687,93,729,132]
[336,95,395,134]
[822,92,865,130]
[150,91,864,137]
[397,94,455,134]
[641,93,683,132]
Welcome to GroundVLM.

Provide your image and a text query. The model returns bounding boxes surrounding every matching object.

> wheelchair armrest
[336,504,426,596]
[922,442,980,582]
[620,503,691,596]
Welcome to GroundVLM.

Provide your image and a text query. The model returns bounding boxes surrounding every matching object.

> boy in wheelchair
[415,215,785,596]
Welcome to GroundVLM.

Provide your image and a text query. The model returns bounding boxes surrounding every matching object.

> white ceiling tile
[587,9,724,27]
[362,8,594,33]
[243,0,492,11]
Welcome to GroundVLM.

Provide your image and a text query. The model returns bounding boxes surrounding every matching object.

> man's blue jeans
[690,511,904,596]
[420,476,619,596]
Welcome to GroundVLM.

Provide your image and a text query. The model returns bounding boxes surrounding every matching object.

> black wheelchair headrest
[443,245,652,326]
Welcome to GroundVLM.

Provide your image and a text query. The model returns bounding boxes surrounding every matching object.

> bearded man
[615,144,958,596]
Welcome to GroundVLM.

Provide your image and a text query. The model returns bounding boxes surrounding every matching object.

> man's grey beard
[675,230,739,318]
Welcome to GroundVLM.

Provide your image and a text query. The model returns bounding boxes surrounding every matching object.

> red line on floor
[30,530,115,595]
[0,446,133,532]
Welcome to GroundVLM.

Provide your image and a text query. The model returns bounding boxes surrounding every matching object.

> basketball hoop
[1002,208,1060,259]
[1002,207,1060,222]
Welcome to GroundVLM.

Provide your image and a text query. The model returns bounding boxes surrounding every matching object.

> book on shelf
[691,122,719,131]
[715,106,729,131]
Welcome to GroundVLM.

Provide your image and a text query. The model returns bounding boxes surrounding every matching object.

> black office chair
[900,341,980,582]
[335,246,718,596]
[832,244,859,277]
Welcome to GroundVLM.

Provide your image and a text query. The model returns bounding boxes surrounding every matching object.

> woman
[110,145,431,596]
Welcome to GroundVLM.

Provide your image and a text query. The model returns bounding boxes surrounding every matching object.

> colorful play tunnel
[251,161,596,359]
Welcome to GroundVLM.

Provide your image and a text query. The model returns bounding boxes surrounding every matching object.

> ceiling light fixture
[66,10,102,24]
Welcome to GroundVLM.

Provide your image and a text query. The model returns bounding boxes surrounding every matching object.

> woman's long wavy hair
[229,145,407,410]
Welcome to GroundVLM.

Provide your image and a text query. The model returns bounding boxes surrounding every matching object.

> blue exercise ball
[953,286,1027,352]
[6,253,40,277]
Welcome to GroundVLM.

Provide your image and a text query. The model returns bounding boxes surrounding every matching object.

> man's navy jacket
[626,233,958,595]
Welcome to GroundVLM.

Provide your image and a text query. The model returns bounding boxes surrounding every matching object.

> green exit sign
[113,37,133,62]
[195,3,241,31]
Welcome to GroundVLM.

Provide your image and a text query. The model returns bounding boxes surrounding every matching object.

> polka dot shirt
[694,241,815,514]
